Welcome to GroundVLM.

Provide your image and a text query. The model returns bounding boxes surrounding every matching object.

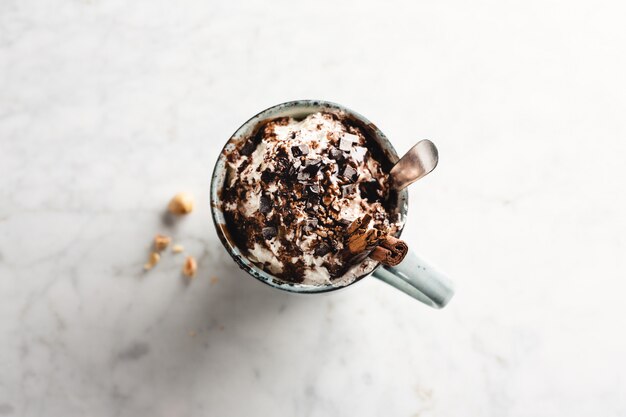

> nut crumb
[183,256,197,278]
[168,192,195,215]
[172,244,184,253]
[210,276,219,285]
[143,252,161,270]
[154,234,171,251]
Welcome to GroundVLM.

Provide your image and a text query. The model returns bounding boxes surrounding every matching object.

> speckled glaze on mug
[211,100,454,308]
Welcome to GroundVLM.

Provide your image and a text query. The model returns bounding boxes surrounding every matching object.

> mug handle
[372,250,455,308]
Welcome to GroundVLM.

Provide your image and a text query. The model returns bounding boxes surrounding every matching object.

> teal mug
[210,100,454,309]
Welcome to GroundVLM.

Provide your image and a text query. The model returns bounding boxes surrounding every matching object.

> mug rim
[210,99,408,294]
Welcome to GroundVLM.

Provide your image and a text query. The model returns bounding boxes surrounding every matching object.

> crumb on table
[144,252,161,270]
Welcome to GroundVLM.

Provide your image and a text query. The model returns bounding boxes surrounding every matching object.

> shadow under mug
[210,100,454,309]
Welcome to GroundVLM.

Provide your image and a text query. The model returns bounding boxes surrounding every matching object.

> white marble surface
[1,0,626,416]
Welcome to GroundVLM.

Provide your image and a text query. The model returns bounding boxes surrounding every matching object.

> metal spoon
[390,139,439,190]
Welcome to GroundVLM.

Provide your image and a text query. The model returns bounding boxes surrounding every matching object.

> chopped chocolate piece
[262,226,277,240]
[338,218,353,226]
[306,157,322,166]
[342,184,358,197]
[303,218,319,232]
[276,157,289,172]
[305,184,321,195]
[276,146,289,158]
[322,194,333,206]
[359,181,381,202]
[306,194,321,210]
[291,144,309,157]
[339,137,354,151]
[297,171,311,181]
[288,164,298,177]
[240,139,257,156]
[315,229,328,238]
[261,170,275,182]
[341,165,358,181]
[283,213,296,226]
[284,213,296,226]
[314,242,332,257]
[352,146,367,163]
[329,148,345,161]
[259,195,272,213]
[304,163,321,176]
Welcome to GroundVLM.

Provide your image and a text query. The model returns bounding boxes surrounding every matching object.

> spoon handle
[390,139,439,190]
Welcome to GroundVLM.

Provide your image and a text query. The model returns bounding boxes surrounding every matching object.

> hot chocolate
[221,112,402,285]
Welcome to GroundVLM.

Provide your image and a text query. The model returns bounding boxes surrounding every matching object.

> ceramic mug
[210,100,454,308]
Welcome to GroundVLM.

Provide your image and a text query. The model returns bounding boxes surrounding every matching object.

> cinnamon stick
[342,215,409,267]
[342,215,382,264]
[370,235,408,266]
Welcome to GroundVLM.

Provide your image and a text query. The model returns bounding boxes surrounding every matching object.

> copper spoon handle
[390,139,439,190]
